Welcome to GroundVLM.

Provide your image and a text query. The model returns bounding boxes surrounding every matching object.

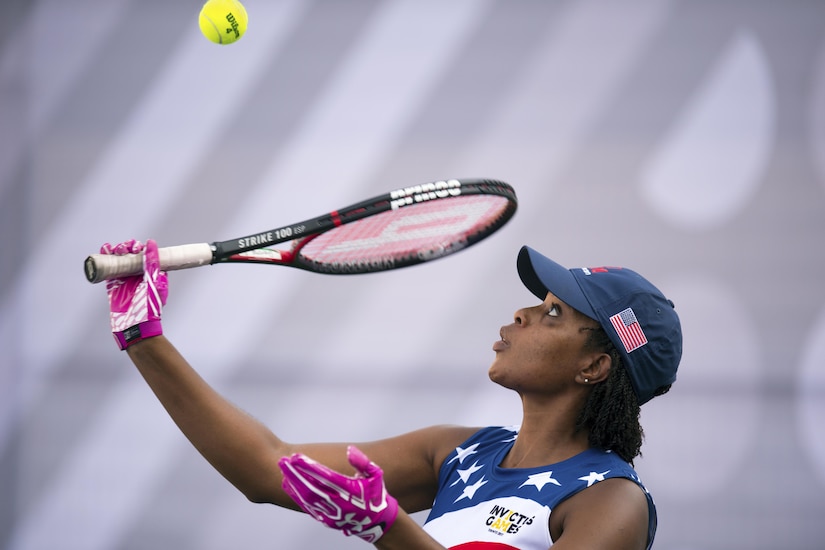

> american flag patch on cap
[609,307,648,353]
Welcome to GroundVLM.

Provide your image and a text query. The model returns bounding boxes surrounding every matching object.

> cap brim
[517,246,597,319]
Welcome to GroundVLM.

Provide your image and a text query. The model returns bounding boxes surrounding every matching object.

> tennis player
[99,239,682,549]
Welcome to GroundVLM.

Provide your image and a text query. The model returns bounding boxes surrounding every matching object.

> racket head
[290,179,517,274]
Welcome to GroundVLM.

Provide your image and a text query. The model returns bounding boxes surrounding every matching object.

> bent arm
[125,335,477,514]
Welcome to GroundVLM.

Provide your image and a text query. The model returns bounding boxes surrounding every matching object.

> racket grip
[84,243,215,284]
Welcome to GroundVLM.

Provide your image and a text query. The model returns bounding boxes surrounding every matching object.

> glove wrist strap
[114,320,163,350]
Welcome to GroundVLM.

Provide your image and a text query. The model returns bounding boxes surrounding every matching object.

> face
[489,291,602,395]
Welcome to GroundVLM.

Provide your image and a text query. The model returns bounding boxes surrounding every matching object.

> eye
[546,304,560,317]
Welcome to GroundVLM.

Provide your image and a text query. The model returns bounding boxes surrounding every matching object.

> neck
[500,394,590,469]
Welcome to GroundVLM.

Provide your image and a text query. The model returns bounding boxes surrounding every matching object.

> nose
[513,307,527,326]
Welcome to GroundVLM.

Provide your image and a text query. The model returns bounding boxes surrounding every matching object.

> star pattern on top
[448,443,480,465]
[450,460,484,487]
[578,470,610,487]
[454,475,489,503]
[501,426,519,443]
[519,471,562,491]
[501,433,518,444]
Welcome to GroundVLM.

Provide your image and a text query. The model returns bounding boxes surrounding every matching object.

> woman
[100,240,682,549]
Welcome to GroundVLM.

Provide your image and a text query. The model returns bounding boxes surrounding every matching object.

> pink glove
[278,446,399,543]
[100,239,168,350]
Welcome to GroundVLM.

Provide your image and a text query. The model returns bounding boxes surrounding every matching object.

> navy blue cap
[517,246,682,405]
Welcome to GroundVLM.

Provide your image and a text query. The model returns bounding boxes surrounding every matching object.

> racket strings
[299,195,511,272]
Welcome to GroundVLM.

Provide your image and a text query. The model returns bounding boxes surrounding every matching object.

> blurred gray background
[2,0,824,548]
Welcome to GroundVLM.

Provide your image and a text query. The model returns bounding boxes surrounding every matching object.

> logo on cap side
[580,266,623,275]
[609,308,648,353]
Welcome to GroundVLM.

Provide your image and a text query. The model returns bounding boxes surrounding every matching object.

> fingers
[99,239,143,256]
[278,455,344,524]
[277,450,398,542]
[278,457,340,523]
[141,239,168,310]
[117,239,143,255]
[143,239,160,274]
[281,453,352,496]
[347,445,380,479]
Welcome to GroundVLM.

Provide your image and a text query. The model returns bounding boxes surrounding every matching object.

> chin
[487,365,510,389]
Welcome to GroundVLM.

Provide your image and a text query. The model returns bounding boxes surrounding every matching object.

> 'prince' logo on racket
[390,179,462,210]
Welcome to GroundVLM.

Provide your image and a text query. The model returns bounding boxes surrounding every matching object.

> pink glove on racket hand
[100,239,168,350]
[278,445,399,543]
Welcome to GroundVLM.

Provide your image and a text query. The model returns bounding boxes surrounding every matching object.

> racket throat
[227,248,293,264]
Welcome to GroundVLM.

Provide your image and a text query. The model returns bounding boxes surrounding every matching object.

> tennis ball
[199,0,248,45]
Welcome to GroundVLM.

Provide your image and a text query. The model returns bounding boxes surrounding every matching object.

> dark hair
[575,327,671,464]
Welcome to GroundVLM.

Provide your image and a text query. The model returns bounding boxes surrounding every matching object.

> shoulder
[360,424,482,473]
[431,425,519,466]
[417,424,489,466]
[362,425,485,477]
[359,425,482,513]
[550,476,652,550]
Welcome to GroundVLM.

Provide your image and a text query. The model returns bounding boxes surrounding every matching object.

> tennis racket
[84,178,516,283]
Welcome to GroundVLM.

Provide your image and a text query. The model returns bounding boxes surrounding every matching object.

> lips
[493,327,509,351]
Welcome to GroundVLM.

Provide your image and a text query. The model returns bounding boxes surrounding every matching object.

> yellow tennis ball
[199,0,248,45]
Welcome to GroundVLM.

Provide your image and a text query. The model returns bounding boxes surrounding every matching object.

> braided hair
[575,327,671,464]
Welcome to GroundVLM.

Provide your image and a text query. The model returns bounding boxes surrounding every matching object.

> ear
[577,352,611,385]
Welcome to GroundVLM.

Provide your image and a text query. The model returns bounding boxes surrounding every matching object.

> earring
[584,378,589,383]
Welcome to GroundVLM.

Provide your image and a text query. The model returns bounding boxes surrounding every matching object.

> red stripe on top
[449,543,518,549]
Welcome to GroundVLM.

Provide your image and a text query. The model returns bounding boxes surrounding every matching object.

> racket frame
[84,178,516,283]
